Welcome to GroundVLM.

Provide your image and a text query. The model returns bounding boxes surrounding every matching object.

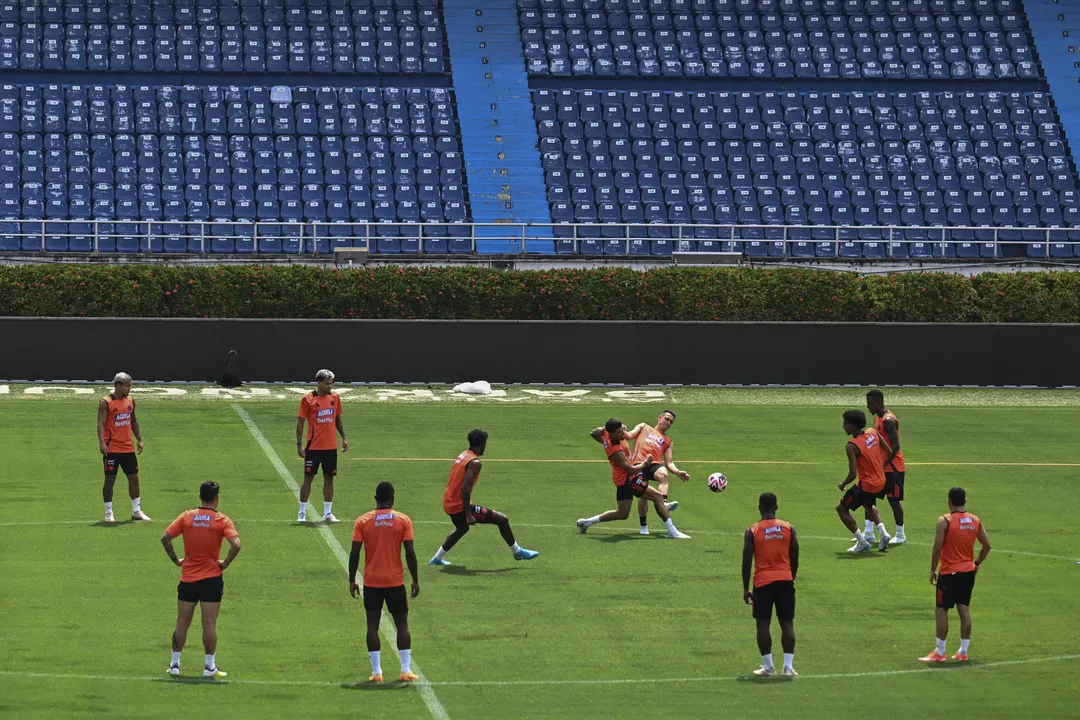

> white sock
[205,653,215,670]
[935,638,946,655]
[664,518,677,532]
[298,501,307,515]
[959,638,970,654]
[432,546,447,561]
[877,522,888,537]
[510,542,521,554]
[783,652,794,670]
[586,514,603,525]
[400,648,412,674]
[369,650,381,676]
[854,530,866,544]
[864,519,874,534]
[896,524,905,538]
[324,501,333,517]
[762,653,774,671]
[171,651,181,667]
[132,497,141,513]
[104,501,113,514]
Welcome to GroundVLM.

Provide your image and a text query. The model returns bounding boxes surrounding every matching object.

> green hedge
[0,265,1078,322]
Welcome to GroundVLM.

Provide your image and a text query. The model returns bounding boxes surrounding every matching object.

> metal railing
[0,219,1077,258]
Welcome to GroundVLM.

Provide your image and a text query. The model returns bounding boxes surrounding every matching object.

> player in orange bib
[97,372,150,523]
[626,410,691,536]
[865,389,907,545]
[576,418,690,539]
[837,410,892,552]
[349,482,421,683]
[161,481,241,679]
[428,429,539,566]
[919,487,991,663]
[742,492,799,678]
[295,369,349,524]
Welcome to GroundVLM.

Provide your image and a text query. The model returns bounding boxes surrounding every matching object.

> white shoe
[665,501,679,512]
[639,525,650,535]
[131,510,152,522]
[879,532,891,551]
[167,664,180,677]
[667,530,691,539]
[888,535,907,545]
[781,667,798,677]
[324,513,339,524]
[848,541,871,553]
[752,667,776,677]
[104,511,115,523]
[576,519,589,534]
[203,666,227,678]
[864,534,876,544]
[297,511,307,523]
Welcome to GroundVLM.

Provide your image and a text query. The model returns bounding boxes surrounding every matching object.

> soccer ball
[707,472,727,493]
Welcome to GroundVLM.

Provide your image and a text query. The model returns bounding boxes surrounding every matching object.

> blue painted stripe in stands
[444,1,553,253]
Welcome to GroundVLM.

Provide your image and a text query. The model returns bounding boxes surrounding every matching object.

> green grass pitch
[1,385,1079,719]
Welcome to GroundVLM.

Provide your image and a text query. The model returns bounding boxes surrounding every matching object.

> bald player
[97,372,150,522]
[743,491,799,678]
[919,487,991,663]
[625,410,690,536]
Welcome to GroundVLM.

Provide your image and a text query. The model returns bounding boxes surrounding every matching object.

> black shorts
[936,571,976,609]
[616,473,650,501]
[449,505,495,531]
[840,485,882,510]
[104,452,138,477]
[304,448,337,476]
[177,576,224,604]
[752,580,796,621]
[884,471,905,501]
[641,462,663,481]
[364,584,408,615]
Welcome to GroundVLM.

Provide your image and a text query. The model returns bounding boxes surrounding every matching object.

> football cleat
[753,667,776,677]
[203,666,227,678]
[513,548,539,561]
[104,511,115,523]
[667,530,691,539]
[665,501,679,512]
[323,513,340,524]
[864,535,876,544]
[576,519,589,534]
[132,510,152,522]
[368,674,384,683]
[399,672,419,682]
[428,558,451,566]
[888,536,907,545]
[951,652,969,662]
[167,664,180,677]
[878,532,891,552]
[917,651,948,663]
[781,667,798,677]
[296,511,307,523]
[639,525,650,535]
[848,541,872,553]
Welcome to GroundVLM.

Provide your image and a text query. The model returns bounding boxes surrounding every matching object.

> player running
[837,410,892,552]
[97,372,150,522]
[161,481,241,679]
[742,492,799,678]
[864,389,907,545]
[577,419,690,539]
[296,369,349,523]
[428,429,539,566]
[349,482,421,683]
[626,410,691,536]
[919,487,991,663]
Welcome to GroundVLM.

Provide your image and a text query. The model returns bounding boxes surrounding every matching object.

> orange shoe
[951,652,968,662]
[368,674,384,683]
[399,672,419,682]
[917,651,948,663]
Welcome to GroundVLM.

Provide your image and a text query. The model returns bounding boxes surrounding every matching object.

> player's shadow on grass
[834,551,889,560]
[735,676,795,684]
[155,678,230,686]
[440,565,526,576]
[92,520,135,528]
[340,681,413,692]
[586,534,643,544]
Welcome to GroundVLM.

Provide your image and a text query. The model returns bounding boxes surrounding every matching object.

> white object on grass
[452,381,493,395]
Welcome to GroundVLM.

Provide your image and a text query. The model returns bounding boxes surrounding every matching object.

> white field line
[1,653,1077,689]
[1,518,1074,562]
[230,405,449,720]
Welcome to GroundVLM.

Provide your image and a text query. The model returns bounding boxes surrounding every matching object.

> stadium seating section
[520,0,1037,80]
[0,0,1077,259]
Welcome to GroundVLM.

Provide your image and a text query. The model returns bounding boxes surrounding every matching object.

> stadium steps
[444,0,554,253]
[1024,0,1080,171]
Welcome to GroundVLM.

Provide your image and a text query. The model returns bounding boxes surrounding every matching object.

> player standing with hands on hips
[98,372,150,522]
[296,369,348,523]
